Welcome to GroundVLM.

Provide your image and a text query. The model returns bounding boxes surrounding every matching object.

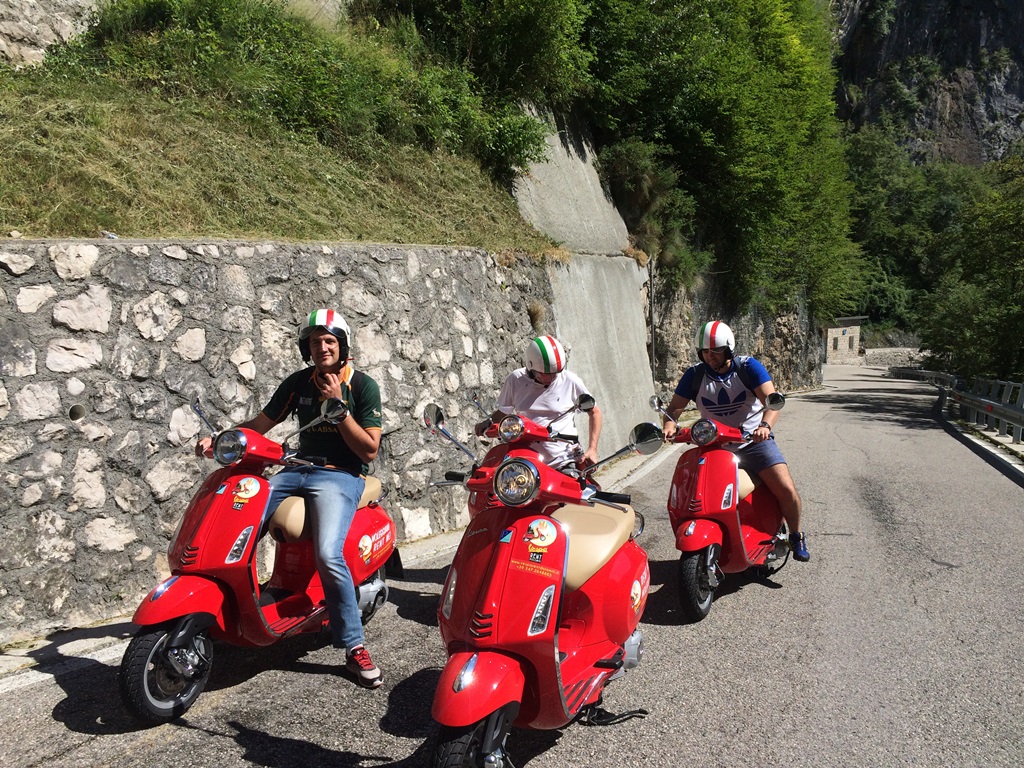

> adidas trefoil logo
[700,388,748,418]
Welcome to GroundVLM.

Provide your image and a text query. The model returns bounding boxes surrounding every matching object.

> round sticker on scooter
[523,519,557,547]
[358,535,373,564]
[232,477,260,500]
[630,580,644,614]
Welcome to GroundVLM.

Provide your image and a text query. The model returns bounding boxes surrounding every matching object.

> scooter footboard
[432,650,526,728]
[132,575,229,633]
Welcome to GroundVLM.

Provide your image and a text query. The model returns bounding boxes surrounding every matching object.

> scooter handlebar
[593,490,631,505]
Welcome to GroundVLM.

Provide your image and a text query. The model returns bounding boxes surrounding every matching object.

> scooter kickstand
[579,705,649,727]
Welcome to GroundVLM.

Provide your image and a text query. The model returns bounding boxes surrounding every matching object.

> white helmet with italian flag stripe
[524,335,568,374]
[298,308,351,363]
[695,320,735,363]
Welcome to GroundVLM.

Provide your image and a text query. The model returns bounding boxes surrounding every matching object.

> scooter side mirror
[320,398,349,424]
[765,392,786,411]
[423,403,446,430]
[576,393,596,412]
[648,395,663,412]
[190,396,219,434]
[629,422,664,455]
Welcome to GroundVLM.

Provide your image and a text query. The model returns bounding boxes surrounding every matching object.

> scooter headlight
[214,430,248,465]
[498,415,525,442]
[494,459,540,506]
[690,419,718,446]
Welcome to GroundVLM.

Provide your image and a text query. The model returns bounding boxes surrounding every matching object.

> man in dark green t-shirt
[196,308,384,687]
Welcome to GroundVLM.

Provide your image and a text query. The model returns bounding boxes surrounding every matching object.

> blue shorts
[735,437,787,476]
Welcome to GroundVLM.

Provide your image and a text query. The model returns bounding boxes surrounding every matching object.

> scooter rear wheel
[679,551,715,622]
[118,623,213,725]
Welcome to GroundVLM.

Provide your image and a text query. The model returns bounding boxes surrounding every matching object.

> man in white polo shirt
[475,335,603,472]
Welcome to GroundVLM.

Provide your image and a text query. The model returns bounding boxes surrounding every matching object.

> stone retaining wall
[0,239,561,644]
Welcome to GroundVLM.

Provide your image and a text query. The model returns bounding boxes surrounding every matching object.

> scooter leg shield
[432,651,526,728]
[132,575,229,633]
[675,518,723,553]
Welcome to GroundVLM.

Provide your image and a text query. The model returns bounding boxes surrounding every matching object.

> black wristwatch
[759,421,771,429]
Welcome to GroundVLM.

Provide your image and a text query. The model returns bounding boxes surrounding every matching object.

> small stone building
[825,316,867,363]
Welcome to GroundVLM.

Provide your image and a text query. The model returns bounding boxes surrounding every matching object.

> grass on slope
[0,72,554,253]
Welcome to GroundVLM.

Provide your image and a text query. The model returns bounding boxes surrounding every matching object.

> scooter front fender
[432,650,526,728]
[675,518,724,553]
[132,574,229,632]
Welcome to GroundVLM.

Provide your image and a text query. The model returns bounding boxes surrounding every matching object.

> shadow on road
[640,558,787,627]
[179,718,399,768]
[802,387,943,433]
[24,621,140,735]
[386,565,447,627]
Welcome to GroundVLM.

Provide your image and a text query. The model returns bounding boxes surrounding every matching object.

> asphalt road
[3,365,1023,767]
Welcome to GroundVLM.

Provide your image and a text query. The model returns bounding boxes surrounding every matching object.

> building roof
[832,316,868,325]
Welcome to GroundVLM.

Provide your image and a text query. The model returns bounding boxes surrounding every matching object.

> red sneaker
[345,645,382,688]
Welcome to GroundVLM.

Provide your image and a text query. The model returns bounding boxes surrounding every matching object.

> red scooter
[118,397,402,724]
[651,393,791,622]
[423,400,662,767]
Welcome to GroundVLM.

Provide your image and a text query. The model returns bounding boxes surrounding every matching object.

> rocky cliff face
[834,0,1024,163]
[0,0,93,66]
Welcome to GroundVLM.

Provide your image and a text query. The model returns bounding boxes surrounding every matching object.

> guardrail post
[983,379,999,430]
[966,378,983,423]
[995,380,1013,437]
[1014,383,1024,445]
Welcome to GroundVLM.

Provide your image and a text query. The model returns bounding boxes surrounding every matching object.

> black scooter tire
[118,623,213,725]
[679,551,714,622]
[432,722,488,768]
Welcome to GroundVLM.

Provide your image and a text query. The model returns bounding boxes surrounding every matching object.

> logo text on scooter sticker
[361,525,393,563]
[499,529,513,544]
[232,477,260,500]
[523,519,557,548]
[233,502,246,510]
[530,551,544,563]
[511,560,559,580]
[216,483,228,495]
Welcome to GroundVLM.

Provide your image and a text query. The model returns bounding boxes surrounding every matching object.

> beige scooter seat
[269,475,383,544]
[737,468,757,501]
[551,503,636,591]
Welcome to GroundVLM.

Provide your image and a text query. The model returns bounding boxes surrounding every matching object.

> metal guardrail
[889,367,1024,444]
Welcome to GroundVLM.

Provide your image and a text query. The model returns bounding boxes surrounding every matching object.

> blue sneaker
[790,532,810,562]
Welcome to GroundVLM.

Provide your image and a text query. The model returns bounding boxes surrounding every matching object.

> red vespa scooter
[651,393,791,622]
[422,401,662,767]
[118,397,402,725]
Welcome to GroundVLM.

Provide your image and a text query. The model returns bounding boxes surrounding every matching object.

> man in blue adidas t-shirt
[661,320,809,561]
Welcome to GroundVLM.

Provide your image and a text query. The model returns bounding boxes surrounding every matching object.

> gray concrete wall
[546,254,654,450]
[512,107,629,256]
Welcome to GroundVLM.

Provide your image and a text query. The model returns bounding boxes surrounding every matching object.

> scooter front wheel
[679,551,715,622]
[118,622,213,725]
[433,722,495,768]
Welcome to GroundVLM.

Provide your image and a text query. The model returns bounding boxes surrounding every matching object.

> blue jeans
[264,466,366,650]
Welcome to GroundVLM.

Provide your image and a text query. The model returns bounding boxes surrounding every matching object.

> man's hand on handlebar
[474,418,492,437]
[195,436,214,458]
